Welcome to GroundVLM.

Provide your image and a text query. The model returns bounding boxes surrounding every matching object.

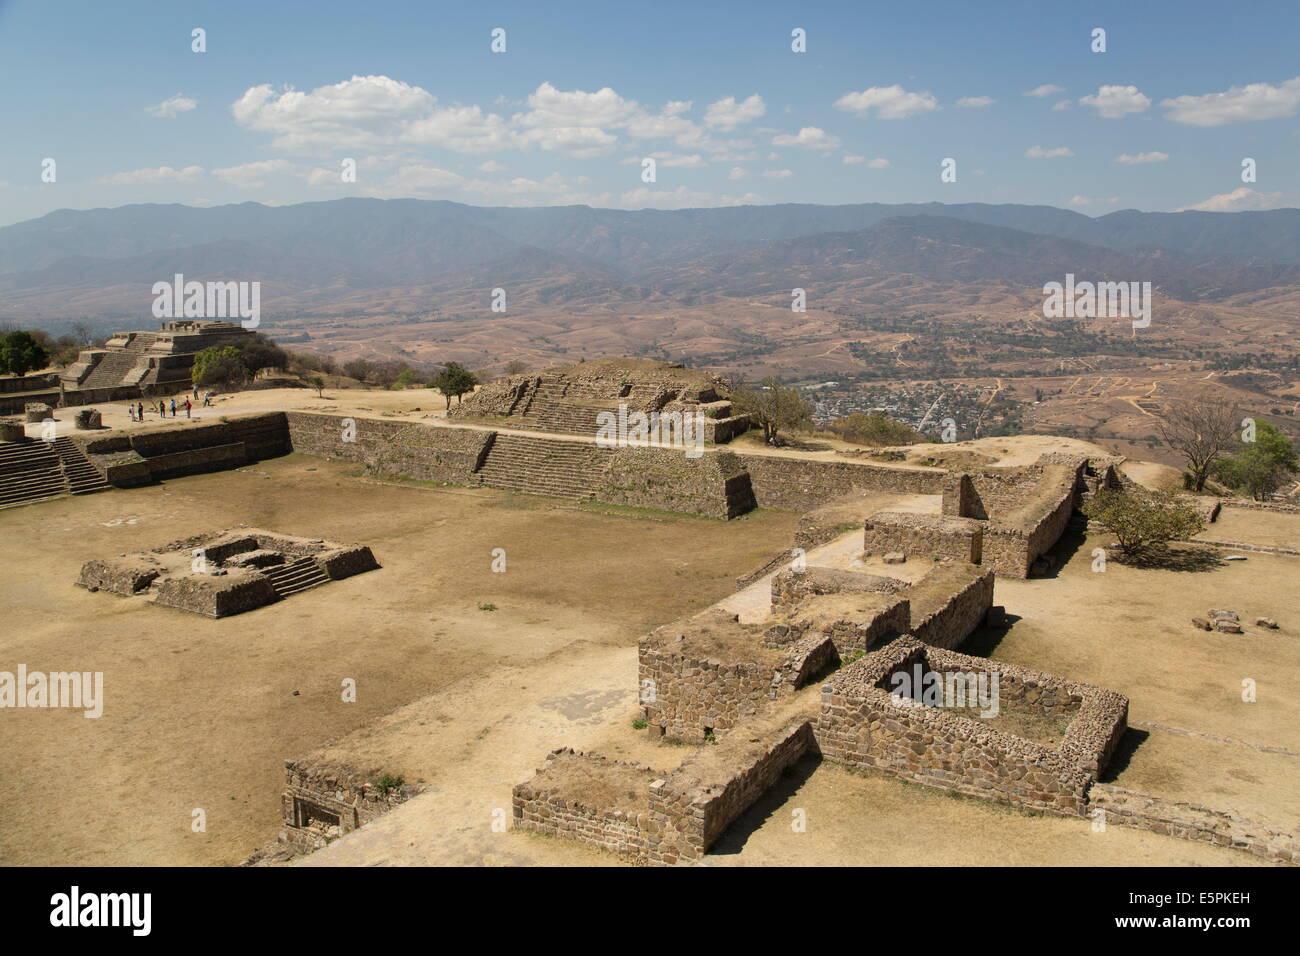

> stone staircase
[474,434,609,500]
[530,400,609,436]
[52,437,111,495]
[0,436,112,508]
[262,557,329,598]
[0,439,67,508]
[81,350,145,389]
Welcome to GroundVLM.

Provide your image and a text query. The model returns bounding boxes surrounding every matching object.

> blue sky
[1,0,1298,226]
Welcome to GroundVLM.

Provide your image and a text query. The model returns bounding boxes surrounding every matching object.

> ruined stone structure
[61,320,257,401]
[448,358,751,444]
[278,758,421,853]
[77,528,379,617]
[817,639,1128,816]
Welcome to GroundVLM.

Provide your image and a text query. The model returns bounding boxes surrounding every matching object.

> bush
[828,412,922,446]
[1082,488,1205,558]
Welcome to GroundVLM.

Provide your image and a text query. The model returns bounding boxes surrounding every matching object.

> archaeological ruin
[77,528,379,617]
[1,357,1294,868]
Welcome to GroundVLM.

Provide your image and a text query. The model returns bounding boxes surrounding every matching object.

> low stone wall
[648,718,816,863]
[864,511,983,564]
[512,750,654,858]
[902,565,995,650]
[639,609,825,741]
[143,442,248,479]
[76,559,160,595]
[770,566,907,607]
[737,455,943,512]
[153,570,279,618]
[1088,783,1299,865]
[280,758,421,853]
[816,639,1128,816]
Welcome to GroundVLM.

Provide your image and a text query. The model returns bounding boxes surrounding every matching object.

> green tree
[0,331,50,376]
[307,375,326,398]
[1212,421,1299,500]
[1082,488,1205,559]
[395,368,422,389]
[192,346,249,388]
[731,378,812,445]
[432,362,477,408]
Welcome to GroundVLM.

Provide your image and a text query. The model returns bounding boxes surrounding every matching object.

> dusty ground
[0,454,797,865]
[1194,507,1300,550]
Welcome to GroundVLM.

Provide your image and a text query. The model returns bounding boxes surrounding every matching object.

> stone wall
[647,718,816,863]
[639,609,829,741]
[285,412,491,485]
[280,757,421,853]
[512,750,654,858]
[1089,783,1300,865]
[902,565,995,650]
[737,455,943,511]
[864,511,983,564]
[594,447,756,518]
[816,639,1128,816]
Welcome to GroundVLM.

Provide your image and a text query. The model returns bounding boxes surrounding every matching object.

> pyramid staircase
[474,434,609,500]
[80,350,145,389]
[262,556,330,598]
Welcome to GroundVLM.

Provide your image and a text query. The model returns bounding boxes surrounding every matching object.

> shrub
[1082,488,1205,558]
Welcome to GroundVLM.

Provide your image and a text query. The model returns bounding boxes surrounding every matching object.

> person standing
[137,401,144,422]
[169,398,176,417]
[184,398,192,418]
[158,400,165,417]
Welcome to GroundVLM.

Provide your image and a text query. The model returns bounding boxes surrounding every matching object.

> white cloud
[231,75,728,159]
[728,166,748,179]
[146,93,198,118]
[101,165,204,184]
[770,126,841,150]
[1114,151,1168,164]
[211,159,293,188]
[477,160,506,173]
[834,85,939,119]
[844,155,889,167]
[1024,84,1064,98]
[762,169,793,179]
[1177,187,1289,212]
[1161,77,1300,126]
[1051,99,1073,111]
[1025,145,1074,159]
[954,96,994,109]
[1069,196,1120,207]
[1078,85,1150,118]
[703,94,765,130]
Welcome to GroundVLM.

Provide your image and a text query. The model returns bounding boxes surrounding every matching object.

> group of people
[126,394,199,423]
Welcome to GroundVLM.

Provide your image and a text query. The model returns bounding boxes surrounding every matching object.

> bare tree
[1157,393,1238,492]
[731,377,812,445]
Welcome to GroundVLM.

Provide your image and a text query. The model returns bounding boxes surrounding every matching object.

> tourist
[184,398,192,418]
[169,398,177,417]
[127,404,135,423]
[158,400,165,417]
[137,402,144,422]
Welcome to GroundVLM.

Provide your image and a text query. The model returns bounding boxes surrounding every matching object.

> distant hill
[1,197,1298,321]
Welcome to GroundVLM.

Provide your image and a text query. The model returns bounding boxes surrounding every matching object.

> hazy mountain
[1,198,1298,319]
